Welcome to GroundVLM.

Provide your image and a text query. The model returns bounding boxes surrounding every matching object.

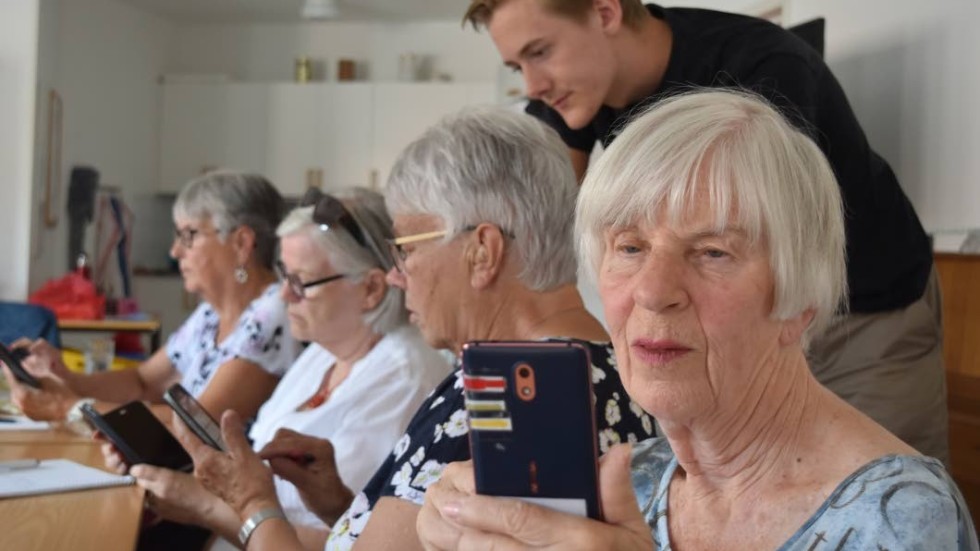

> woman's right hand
[259,429,354,525]
[173,409,282,521]
[11,338,74,384]
[1,363,80,421]
[417,444,653,551]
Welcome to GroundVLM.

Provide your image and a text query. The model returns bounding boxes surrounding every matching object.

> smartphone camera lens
[514,362,536,402]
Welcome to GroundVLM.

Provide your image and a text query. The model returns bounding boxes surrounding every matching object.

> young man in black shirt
[465,0,948,463]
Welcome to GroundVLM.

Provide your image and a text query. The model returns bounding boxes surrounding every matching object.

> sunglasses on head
[300,191,391,270]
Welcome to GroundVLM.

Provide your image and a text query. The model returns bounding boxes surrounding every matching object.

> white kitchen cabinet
[371,82,496,188]
[265,83,374,196]
[159,83,269,193]
[159,81,495,196]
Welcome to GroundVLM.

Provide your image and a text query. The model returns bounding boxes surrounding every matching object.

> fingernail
[441,501,462,520]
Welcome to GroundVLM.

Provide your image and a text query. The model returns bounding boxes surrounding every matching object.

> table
[0,427,144,551]
[58,318,163,351]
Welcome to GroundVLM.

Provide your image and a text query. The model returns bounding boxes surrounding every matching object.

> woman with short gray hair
[417,90,977,550]
[385,105,578,291]
[10,169,297,430]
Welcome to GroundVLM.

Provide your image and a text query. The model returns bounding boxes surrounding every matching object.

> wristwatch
[64,398,96,435]
[238,507,286,547]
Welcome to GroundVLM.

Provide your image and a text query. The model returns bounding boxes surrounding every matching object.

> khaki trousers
[808,268,949,465]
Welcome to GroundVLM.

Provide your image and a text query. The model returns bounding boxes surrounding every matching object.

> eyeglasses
[173,227,219,249]
[302,193,392,271]
[275,260,346,299]
[386,225,514,273]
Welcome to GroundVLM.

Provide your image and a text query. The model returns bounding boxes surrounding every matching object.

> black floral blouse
[325,339,655,549]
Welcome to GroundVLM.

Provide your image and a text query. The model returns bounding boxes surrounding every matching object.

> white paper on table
[0,416,50,431]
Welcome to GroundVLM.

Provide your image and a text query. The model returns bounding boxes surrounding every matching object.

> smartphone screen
[462,341,602,520]
[84,401,193,471]
[163,383,226,451]
[0,342,41,389]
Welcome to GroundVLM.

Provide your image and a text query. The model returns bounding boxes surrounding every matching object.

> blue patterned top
[325,339,656,549]
[631,437,979,550]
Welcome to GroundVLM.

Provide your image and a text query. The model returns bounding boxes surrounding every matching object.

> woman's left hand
[173,409,280,520]
[1,363,79,421]
[130,463,220,526]
[417,443,653,551]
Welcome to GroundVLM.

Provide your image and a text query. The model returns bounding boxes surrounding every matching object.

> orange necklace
[297,363,338,412]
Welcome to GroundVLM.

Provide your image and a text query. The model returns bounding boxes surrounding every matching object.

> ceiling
[116,0,767,24]
[116,0,475,23]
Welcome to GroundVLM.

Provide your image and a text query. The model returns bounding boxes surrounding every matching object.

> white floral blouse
[165,282,297,397]
[324,339,655,550]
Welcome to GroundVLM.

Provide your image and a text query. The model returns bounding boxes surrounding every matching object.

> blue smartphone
[462,341,603,520]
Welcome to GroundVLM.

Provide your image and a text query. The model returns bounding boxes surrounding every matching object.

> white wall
[785,0,980,232]
[29,0,62,294]
[169,20,500,83]
[0,0,40,300]
[28,0,175,291]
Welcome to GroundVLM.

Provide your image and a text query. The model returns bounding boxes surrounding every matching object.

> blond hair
[463,0,647,30]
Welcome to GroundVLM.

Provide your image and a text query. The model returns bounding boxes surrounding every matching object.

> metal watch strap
[63,398,96,437]
[65,398,96,424]
[238,507,286,547]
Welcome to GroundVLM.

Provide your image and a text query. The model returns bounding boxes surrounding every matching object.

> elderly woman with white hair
[416,90,978,550]
[113,188,450,549]
[170,106,655,551]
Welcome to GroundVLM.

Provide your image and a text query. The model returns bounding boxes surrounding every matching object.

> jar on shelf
[295,57,312,83]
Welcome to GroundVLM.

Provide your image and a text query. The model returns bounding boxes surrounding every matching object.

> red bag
[28,272,105,320]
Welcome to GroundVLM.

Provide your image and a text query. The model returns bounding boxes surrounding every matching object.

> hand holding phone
[462,341,603,520]
[163,383,226,451]
[0,342,41,389]
[81,401,193,472]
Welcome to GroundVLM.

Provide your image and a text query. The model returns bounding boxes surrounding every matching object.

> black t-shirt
[527,4,932,314]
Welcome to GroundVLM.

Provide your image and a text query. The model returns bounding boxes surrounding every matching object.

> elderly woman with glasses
[6,170,297,429]
[416,91,978,550]
[110,187,450,549]
[166,106,655,551]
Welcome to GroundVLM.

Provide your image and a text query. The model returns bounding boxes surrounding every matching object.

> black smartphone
[163,383,226,451]
[462,341,603,520]
[0,342,41,389]
[81,401,193,472]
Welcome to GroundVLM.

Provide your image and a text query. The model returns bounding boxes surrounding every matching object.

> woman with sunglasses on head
[5,170,297,429]
[119,187,451,550]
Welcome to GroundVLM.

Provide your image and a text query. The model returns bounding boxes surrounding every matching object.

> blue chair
[0,302,62,348]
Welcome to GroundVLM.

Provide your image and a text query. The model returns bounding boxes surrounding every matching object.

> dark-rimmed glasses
[275,260,346,299]
[173,227,219,249]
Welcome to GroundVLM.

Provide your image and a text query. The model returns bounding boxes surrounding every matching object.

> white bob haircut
[277,187,407,335]
[385,105,579,291]
[577,89,847,345]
